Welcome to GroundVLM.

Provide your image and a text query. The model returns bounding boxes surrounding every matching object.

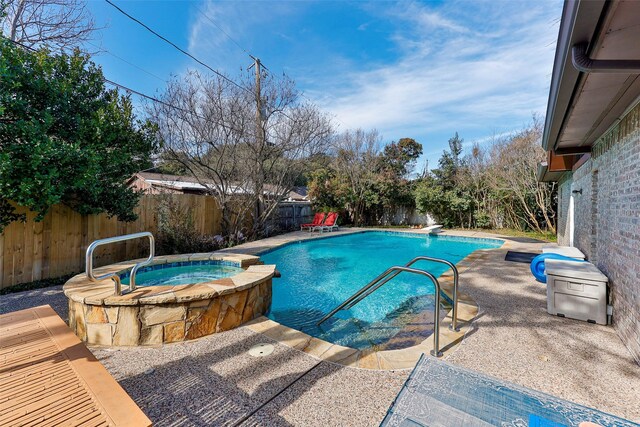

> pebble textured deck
[382,355,639,426]
[0,306,151,426]
[442,231,640,422]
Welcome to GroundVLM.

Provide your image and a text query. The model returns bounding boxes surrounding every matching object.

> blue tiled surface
[117,259,241,280]
[381,356,639,427]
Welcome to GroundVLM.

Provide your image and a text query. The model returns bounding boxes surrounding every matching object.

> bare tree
[487,119,557,233]
[148,70,333,238]
[246,71,334,235]
[2,0,97,51]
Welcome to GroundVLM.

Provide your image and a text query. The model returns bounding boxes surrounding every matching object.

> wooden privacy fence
[0,195,222,289]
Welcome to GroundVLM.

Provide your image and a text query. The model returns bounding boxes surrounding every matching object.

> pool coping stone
[64,253,274,305]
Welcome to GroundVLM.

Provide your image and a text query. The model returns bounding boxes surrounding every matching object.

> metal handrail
[317,266,445,357]
[343,256,460,331]
[85,232,155,295]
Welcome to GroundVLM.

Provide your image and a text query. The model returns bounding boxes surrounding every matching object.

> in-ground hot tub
[64,253,275,346]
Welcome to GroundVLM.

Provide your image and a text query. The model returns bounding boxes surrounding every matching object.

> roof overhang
[542,0,640,153]
[537,163,566,183]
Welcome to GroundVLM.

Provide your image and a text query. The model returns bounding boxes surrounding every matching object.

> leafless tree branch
[2,0,99,52]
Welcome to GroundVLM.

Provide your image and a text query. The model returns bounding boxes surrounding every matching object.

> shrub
[155,197,233,255]
[0,39,157,232]
[474,211,492,229]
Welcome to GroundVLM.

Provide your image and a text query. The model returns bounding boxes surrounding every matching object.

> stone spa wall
[64,254,275,346]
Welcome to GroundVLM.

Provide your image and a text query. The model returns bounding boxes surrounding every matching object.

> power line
[86,40,166,83]
[196,5,254,59]
[100,3,307,129]
[6,38,248,135]
[105,0,252,95]
[103,3,300,126]
[103,79,251,135]
[103,78,190,114]
[8,38,309,136]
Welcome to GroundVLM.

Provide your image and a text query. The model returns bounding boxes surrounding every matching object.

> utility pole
[253,57,263,150]
[250,56,265,225]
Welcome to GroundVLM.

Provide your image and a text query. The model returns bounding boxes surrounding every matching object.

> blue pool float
[530,253,586,283]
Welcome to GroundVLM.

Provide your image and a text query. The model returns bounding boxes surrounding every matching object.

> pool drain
[248,343,274,357]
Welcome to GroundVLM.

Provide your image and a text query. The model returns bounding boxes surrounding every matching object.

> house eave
[542,0,607,152]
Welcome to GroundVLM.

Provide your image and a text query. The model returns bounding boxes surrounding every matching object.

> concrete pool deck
[1,228,638,425]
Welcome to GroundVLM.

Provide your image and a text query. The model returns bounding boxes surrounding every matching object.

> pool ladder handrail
[86,232,155,296]
[316,256,460,357]
[342,256,459,331]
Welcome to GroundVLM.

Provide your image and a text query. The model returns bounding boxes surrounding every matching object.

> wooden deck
[0,305,151,426]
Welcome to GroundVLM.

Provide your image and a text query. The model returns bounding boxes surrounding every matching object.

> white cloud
[316,1,560,145]
[185,0,562,163]
[187,1,299,74]
[401,3,470,34]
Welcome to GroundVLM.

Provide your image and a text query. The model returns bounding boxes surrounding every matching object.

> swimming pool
[261,231,502,350]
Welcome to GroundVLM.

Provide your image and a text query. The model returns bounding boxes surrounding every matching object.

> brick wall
[556,104,640,363]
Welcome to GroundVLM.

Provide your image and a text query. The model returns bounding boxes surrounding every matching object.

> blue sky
[86,0,562,169]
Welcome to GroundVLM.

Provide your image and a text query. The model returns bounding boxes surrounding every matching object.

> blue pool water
[120,261,244,287]
[261,231,502,349]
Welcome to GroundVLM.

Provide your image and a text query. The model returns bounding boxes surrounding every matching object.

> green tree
[0,38,157,231]
[307,168,341,211]
[380,137,423,177]
[375,138,422,220]
[415,122,556,232]
[415,132,474,227]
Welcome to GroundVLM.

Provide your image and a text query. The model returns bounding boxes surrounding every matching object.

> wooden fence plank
[4,214,16,286]
[22,210,35,283]
[0,195,226,289]
[32,212,44,282]
[50,205,60,278]
[41,207,52,282]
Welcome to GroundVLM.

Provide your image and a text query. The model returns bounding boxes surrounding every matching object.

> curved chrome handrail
[317,265,445,357]
[85,232,155,295]
[342,256,460,331]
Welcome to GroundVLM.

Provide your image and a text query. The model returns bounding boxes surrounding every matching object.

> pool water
[261,231,502,350]
[120,261,244,287]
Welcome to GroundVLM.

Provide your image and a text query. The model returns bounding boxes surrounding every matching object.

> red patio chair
[312,212,339,233]
[301,212,326,231]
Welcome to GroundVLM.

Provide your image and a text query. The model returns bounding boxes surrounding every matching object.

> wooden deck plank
[0,355,67,382]
[4,392,91,425]
[0,305,152,426]
[1,373,82,410]
[0,370,78,403]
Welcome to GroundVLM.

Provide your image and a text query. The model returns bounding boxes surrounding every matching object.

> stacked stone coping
[63,252,276,346]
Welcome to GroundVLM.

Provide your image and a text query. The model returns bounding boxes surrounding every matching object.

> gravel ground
[92,328,408,426]
[0,285,67,319]
[444,234,640,422]
[2,230,639,425]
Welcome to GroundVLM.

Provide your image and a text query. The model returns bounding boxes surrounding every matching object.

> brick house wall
[557,103,640,363]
